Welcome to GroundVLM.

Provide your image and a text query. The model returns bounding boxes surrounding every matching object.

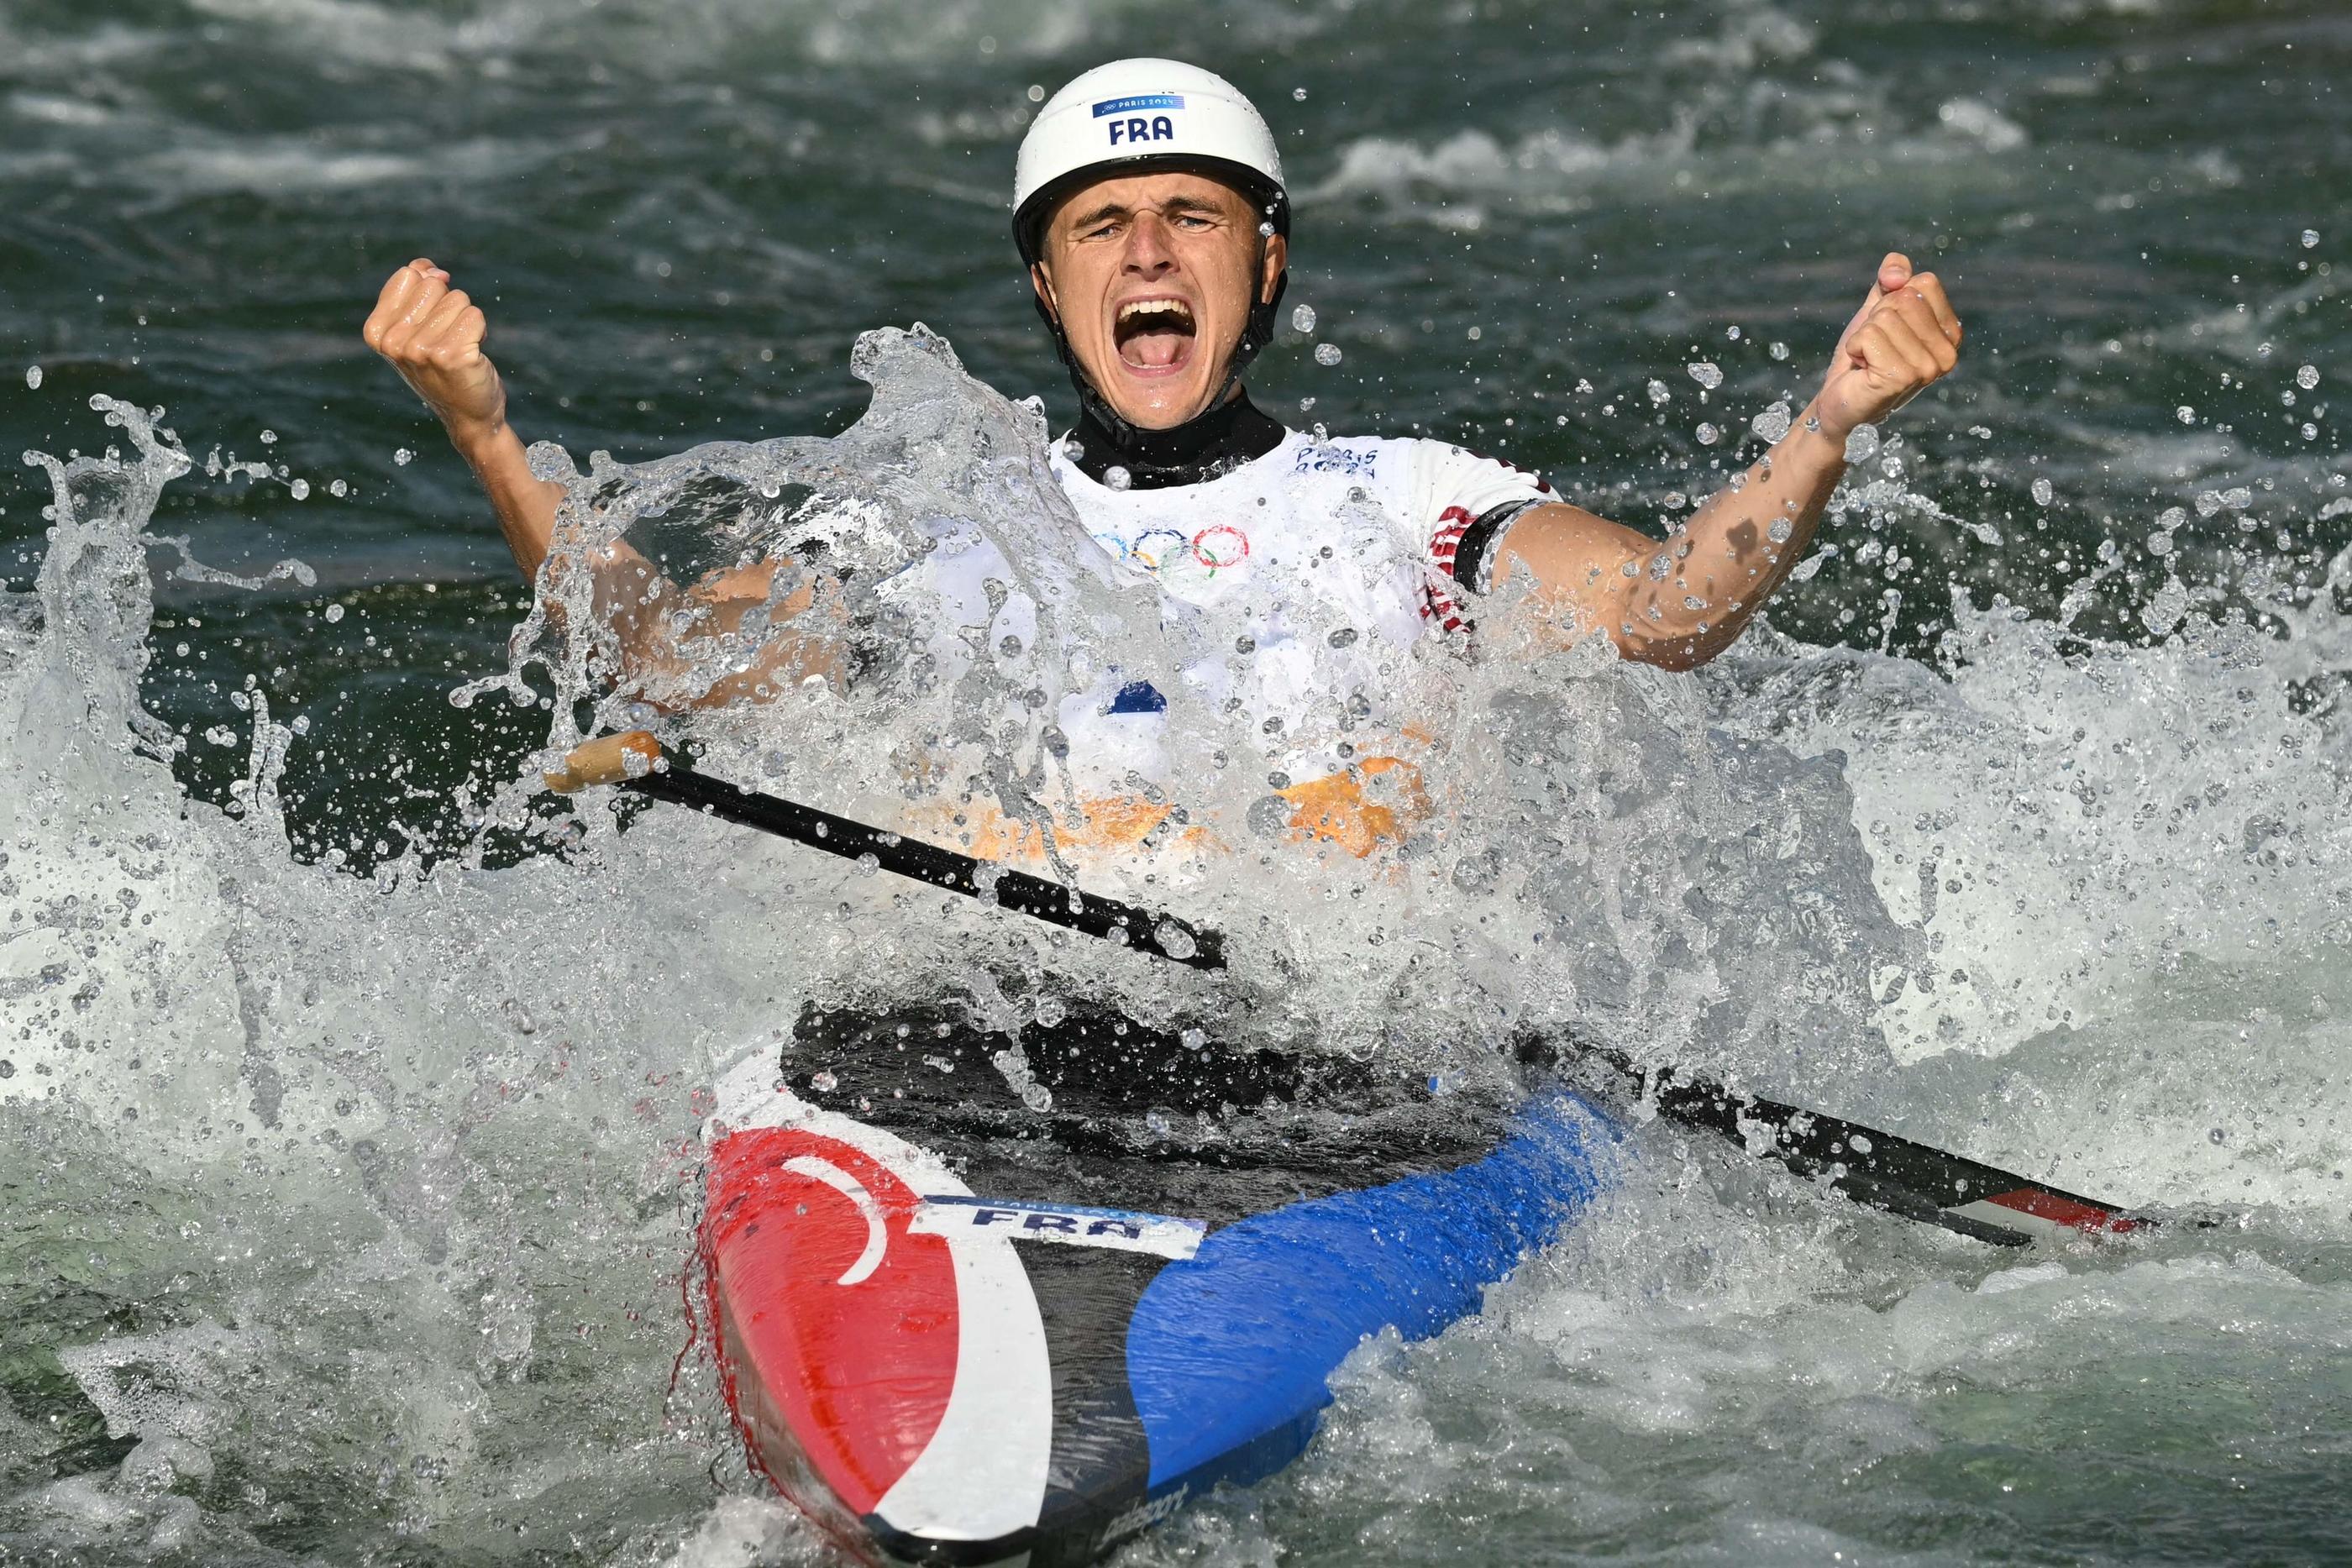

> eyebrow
[1060,191,1227,233]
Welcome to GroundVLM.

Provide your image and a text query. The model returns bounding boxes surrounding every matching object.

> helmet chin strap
[1036,255,1289,459]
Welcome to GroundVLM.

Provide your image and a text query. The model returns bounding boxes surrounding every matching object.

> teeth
[1118,299,1192,325]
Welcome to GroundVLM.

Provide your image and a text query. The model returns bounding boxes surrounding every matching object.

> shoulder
[1401,438,1555,502]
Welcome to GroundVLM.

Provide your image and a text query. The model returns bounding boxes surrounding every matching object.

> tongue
[1121,329,1190,369]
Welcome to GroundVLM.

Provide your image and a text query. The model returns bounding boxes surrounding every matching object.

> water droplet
[1696,422,1720,445]
[1314,342,1342,367]
[1026,83,1045,102]
[0,1060,13,1078]
[1326,626,1359,648]
[1768,341,1790,361]
[260,429,277,445]
[1751,402,1792,443]
[1060,436,1084,462]
[1258,220,1276,238]
[2297,364,2320,390]
[328,478,349,497]
[1103,464,1131,490]
[1844,424,1881,463]
[324,603,346,623]
[2208,1126,2226,1144]
[393,448,414,466]
[1726,325,1742,341]
[1290,303,1317,333]
[1292,87,1308,101]
[2031,477,2054,506]
[811,1071,838,1093]
[1646,380,1671,406]
[1686,360,1723,389]
[24,365,41,390]
[289,479,310,500]
[2303,228,2321,249]
[2176,406,2197,424]
[1767,517,1793,544]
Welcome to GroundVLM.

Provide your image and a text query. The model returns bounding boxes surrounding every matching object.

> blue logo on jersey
[1294,444,1378,478]
[1105,679,1167,716]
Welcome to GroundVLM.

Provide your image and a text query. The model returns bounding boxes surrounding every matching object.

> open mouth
[1113,297,1196,372]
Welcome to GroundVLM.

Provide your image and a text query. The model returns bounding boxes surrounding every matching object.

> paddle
[1530,1041,2142,1247]
[543,731,1225,970]
[545,731,2142,1246]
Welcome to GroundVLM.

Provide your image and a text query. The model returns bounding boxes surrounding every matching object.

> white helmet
[1012,57,1288,264]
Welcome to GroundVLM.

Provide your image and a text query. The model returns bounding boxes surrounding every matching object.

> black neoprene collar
[1063,387,1286,490]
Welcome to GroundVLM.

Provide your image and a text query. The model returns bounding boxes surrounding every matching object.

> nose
[1121,212,1179,278]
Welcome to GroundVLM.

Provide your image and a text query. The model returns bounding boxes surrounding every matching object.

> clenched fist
[1814,252,1961,442]
[362,258,506,442]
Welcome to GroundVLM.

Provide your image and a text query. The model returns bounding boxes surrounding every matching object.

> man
[364,58,1958,857]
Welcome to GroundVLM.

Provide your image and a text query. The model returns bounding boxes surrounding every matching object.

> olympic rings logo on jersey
[1096,523,1252,589]
[1189,525,1248,569]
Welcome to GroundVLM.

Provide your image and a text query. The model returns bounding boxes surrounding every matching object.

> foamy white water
[5,338,2349,1563]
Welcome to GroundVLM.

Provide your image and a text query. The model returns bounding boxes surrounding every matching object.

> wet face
[1030,171,1286,430]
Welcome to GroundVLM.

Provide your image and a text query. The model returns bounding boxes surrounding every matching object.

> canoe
[700,1003,1617,1565]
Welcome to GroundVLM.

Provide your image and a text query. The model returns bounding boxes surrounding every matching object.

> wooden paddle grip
[543,730,664,793]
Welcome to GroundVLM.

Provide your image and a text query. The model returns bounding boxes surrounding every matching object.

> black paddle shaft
[619,763,1227,971]
[1553,1043,2144,1246]
[565,738,2142,1246]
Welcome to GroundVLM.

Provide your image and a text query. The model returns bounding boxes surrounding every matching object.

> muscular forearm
[1623,399,1848,668]
[367,257,846,709]
[1488,251,1958,673]
[1491,399,1851,670]
[449,417,567,580]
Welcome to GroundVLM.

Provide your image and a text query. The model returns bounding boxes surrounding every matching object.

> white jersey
[886,427,1554,799]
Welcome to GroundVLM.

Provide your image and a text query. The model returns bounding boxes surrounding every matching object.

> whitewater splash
[433,326,1919,1080]
[3,336,2349,1562]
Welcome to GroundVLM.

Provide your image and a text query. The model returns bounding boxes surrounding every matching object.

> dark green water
[3,3,2349,1565]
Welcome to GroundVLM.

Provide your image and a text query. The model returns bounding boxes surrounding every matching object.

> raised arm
[361,258,843,705]
[1484,253,1961,669]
